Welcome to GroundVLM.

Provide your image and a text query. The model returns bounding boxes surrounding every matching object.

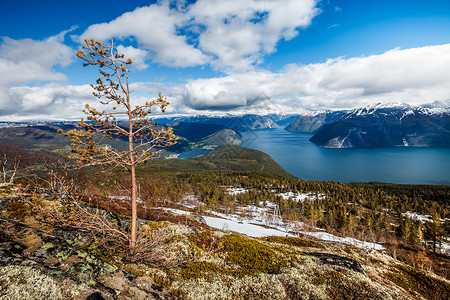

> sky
[1,0,450,120]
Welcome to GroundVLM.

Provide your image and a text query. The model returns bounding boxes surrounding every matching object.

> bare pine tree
[59,39,177,252]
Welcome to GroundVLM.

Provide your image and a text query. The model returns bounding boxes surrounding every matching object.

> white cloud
[189,0,319,71]
[116,45,149,70]
[4,43,450,120]
[79,0,320,71]
[0,31,76,118]
[181,44,450,113]
[1,81,185,121]
[80,3,209,68]
[0,34,73,85]
[2,84,94,120]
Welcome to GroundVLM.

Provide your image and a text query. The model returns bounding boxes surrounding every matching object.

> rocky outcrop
[0,216,168,299]
[305,252,366,274]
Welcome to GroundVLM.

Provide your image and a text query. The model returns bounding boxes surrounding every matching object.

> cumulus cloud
[181,44,450,113]
[80,3,209,68]
[0,34,73,85]
[79,0,320,71]
[2,84,94,121]
[0,30,76,117]
[1,81,185,121]
[189,0,319,71]
[4,42,450,120]
[116,45,149,70]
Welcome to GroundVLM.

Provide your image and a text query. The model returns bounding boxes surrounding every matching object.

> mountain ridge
[283,101,450,148]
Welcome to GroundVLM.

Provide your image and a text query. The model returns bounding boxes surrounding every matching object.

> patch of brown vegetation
[81,196,206,228]
[384,243,450,279]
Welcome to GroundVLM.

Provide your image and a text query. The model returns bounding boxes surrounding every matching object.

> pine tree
[408,221,424,248]
[397,217,411,244]
[425,211,444,253]
[59,40,177,253]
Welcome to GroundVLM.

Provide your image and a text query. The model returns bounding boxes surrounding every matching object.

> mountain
[266,114,299,126]
[310,101,450,148]
[149,145,295,178]
[0,123,77,149]
[199,129,242,146]
[167,114,279,132]
[285,111,346,133]
[0,121,242,155]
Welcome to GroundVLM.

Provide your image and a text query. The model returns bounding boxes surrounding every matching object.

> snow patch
[162,207,384,250]
[277,191,323,202]
[403,212,433,222]
[226,187,250,196]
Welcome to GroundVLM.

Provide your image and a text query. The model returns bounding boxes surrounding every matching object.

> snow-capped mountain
[284,110,346,133]
[343,101,450,119]
[308,101,450,148]
[165,114,280,132]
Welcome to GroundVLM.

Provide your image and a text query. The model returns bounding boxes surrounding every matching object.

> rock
[98,272,129,292]
[86,292,105,300]
[305,252,366,274]
[98,272,156,299]
[133,276,154,291]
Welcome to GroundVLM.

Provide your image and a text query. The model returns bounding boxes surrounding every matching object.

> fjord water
[240,128,450,185]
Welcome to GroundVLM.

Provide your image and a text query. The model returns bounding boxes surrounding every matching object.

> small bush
[224,234,288,276]
[385,264,450,299]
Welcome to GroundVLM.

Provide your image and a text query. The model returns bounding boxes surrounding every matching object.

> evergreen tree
[425,212,444,253]
[60,40,176,252]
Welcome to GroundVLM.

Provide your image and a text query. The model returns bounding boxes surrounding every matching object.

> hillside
[146,145,294,178]
[1,140,449,298]
[0,123,76,150]
[1,183,449,299]
[0,122,242,155]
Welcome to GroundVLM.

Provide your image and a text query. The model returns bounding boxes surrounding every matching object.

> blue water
[240,128,450,185]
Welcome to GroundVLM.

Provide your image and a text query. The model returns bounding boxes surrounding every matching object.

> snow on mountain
[310,101,450,148]
[344,101,450,119]
[162,203,384,250]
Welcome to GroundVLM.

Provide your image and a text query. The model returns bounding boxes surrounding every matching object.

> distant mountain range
[284,111,346,133]
[0,121,242,154]
[300,101,450,148]
[2,102,449,151]
[157,114,279,131]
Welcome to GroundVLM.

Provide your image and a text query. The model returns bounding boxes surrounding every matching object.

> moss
[224,234,288,276]
[260,236,325,249]
[77,251,88,258]
[0,265,91,299]
[306,266,390,299]
[55,249,71,261]
[187,230,223,254]
[41,242,54,251]
[311,268,343,286]
[151,271,174,290]
[179,261,228,281]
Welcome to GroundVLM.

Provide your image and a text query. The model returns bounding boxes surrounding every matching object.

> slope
[144,145,295,178]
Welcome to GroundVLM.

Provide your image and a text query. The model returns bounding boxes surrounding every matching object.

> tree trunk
[130,164,137,251]
[127,85,137,252]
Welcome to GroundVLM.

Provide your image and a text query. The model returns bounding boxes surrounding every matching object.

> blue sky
[1,0,450,120]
